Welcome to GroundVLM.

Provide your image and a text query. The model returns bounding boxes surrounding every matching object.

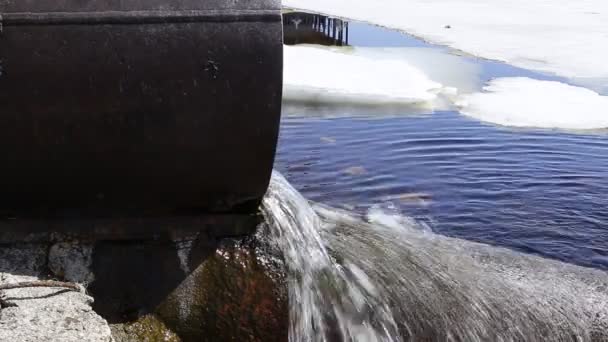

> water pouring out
[261,171,608,341]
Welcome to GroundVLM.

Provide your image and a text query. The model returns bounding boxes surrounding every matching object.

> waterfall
[261,171,608,342]
[261,171,399,341]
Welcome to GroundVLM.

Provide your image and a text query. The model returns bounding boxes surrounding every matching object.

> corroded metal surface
[0,0,283,220]
[0,0,280,12]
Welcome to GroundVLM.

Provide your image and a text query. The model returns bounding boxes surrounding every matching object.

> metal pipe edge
[0,214,261,242]
[1,9,282,25]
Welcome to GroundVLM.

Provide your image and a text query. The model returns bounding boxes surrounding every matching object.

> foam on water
[262,171,608,341]
[261,171,400,341]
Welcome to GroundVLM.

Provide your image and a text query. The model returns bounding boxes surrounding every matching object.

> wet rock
[110,314,180,342]
[0,226,289,342]
[156,236,288,342]
[89,238,192,320]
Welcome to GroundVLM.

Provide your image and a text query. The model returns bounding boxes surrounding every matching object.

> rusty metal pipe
[0,0,283,219]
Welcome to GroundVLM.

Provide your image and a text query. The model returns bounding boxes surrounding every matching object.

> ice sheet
[284,0,608,93]
[283,45,479,109]
[457,77,608,130]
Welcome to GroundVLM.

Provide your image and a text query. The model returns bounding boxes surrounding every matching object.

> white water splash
[262,171,399,341]
[261,171,608,341]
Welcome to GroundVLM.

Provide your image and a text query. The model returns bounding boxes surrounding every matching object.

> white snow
[284,0,608,93]
[284,46,608,129]
[352,47,482,94]
[284,45,481,110]
[283,45,442,108]
[457,77,608,130]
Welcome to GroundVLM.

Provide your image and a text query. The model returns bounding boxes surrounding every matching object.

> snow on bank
[284,45,481,109]
[457,78,608,130]
[283,45,441,108]
[284,46,608,129]
[352,47,481,94]
[284,0,608,93]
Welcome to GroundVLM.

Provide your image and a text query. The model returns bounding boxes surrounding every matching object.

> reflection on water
[284,12,349,46]
[276,111,608,270]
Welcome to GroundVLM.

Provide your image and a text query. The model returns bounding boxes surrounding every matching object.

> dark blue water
[276,16,608,270]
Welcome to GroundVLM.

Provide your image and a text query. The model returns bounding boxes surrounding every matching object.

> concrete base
[0,247,112,342]
[0,222,287,342]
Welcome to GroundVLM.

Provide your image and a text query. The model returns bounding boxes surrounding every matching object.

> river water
[276,13,608,270]
[269,12,608,341]
[261,171,608,341]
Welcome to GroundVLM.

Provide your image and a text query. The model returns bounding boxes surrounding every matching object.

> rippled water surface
[276,13,608,269]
